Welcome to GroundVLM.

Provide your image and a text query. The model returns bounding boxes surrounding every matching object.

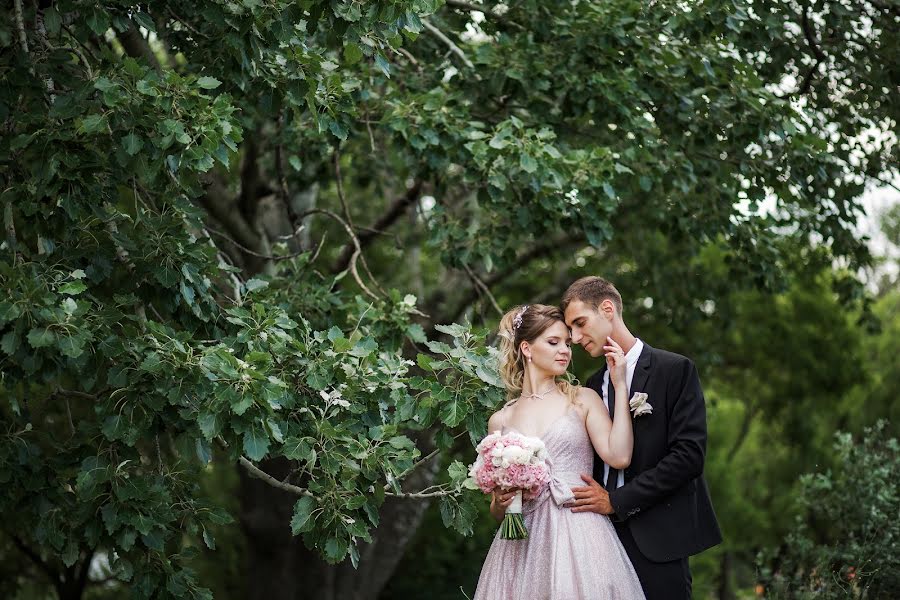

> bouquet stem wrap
[500,490,527,539]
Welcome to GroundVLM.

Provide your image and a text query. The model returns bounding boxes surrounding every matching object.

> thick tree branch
[204,225,311,262]
[118,23,161,71]
[13,0,30,57]
[7,533,60,582]
[332,181,423,273]
[432,234,582,325]
[240,456,455,500]
[797,4,826,96]
[4,203,18,256]
[422,20,475,70]
[199,175,262,254]
[333,150,355,231]
[298,208,381,300]
[55,387,99,400]
[166,7,209,38]
[239,137,261,224]
[391,430,468,484]
[726,403,756,463]
[239,457,314,497]
[75,549,94,594]
[462,263,503,317]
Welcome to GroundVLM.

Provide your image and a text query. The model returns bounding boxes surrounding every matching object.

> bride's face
[522,321,572,376]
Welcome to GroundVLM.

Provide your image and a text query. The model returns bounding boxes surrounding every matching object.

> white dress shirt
[601,338,644,489]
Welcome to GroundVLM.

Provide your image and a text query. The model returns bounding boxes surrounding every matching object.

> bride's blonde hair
[498,304,578,404]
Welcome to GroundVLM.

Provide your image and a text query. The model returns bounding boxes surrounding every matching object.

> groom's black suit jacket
[586,342,722,563]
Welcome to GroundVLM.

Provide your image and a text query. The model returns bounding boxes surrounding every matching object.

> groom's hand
[570,474,614,515]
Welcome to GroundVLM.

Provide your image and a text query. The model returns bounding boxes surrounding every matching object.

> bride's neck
[521,369,556,397]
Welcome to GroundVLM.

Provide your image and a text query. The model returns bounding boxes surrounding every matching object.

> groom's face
[564,300,612,358]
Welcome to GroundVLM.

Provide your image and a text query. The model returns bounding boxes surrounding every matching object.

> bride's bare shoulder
[487,405,507,433]
[575,386,603,413]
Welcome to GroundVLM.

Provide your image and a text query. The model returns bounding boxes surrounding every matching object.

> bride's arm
[581,385,633,469]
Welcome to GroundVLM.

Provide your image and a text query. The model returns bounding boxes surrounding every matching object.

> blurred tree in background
[1,0,896,598]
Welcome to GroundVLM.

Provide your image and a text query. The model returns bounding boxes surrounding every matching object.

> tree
[758,422,900,599]
[1,0,896,598]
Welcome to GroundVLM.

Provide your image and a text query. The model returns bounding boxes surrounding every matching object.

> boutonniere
[629,392,652,417]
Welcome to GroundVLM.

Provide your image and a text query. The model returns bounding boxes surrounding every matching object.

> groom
[562,276,722,599]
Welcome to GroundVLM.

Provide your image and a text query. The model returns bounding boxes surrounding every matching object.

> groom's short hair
[561,276,623,314]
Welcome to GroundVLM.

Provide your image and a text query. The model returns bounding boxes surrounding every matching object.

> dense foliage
[1,0,896,598]
[759,422,900,599]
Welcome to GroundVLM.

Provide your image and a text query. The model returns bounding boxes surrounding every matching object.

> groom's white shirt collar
[602,338,643,392]
[623,338,644,371]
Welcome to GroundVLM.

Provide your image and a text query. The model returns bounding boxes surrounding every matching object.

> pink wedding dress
[474,407,646,599]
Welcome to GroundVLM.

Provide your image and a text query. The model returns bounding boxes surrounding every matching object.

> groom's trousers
[613,521,692,600]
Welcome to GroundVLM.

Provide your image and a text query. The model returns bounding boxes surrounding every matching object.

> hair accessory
[512,305,529,331]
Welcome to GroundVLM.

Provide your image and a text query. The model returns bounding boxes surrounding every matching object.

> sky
[860,182,899,284]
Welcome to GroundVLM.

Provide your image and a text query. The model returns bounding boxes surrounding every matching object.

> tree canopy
[1,0,897,598]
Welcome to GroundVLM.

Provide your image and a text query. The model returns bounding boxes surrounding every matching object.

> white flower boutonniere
[629,392,652,417]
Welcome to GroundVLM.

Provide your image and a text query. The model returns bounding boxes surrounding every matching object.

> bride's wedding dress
[474,407,645,599]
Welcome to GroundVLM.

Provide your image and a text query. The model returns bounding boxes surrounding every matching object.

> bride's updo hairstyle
[498,304,577,403]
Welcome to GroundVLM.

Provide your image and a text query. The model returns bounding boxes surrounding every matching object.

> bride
[474,304,645,599]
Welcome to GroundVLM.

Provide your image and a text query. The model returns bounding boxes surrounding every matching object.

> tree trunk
[239,453,440,600]
[717,550,736,600]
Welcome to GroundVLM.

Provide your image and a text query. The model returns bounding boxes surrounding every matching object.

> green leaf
[440,397,466,427]
[197,76,222,90]
[122,133,142,156]
[344,43,363,64]
[290,496,316,534]
[388,436,414,450]
[349,338,377,358]
[59,281,87,295]
[102,415,124,440]
[136,79,159,97]
[0,302,21,326]
[243,429,270,461]
[1,331,19,355]
[374,54,391,78]
[27,328,56,349]
[202,527,216,550]
[345,495,367,510]
[44,8,62,34]
[61,540,79,567]
[329,120,348,140]
[245,278,269,292]
[232,394,254,416]
[448,460,468,481]
[58,334,87,359]
[324,536,348,562]
[519,154,538,173]
[198,413,220,440]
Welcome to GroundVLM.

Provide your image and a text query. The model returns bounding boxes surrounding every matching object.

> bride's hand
[490,488,517,522]
[604,337,627,390]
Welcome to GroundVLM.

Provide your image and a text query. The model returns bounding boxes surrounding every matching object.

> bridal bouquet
[468,431,551,539]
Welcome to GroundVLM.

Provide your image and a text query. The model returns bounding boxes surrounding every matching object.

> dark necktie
[605,375,619,491]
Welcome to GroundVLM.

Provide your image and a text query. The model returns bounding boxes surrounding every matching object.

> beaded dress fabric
[474,407,646,600]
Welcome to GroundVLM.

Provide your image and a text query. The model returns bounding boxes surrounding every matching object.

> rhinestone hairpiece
[512,305,528,331]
